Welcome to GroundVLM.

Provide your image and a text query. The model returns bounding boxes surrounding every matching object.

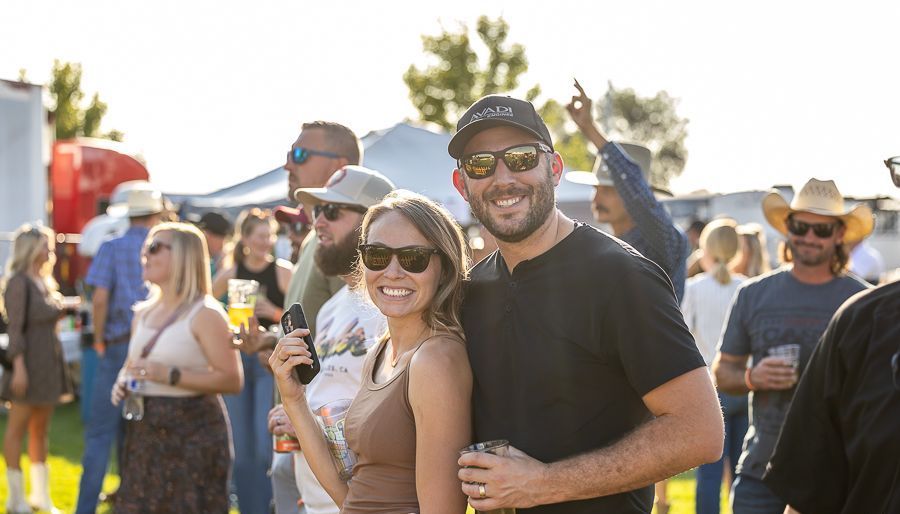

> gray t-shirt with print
[719,268,869,479]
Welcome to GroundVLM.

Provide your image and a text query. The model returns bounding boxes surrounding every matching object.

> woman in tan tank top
[271,191,473,513]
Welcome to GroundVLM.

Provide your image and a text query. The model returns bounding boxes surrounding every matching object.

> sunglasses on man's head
[459,143,553,179]
[146,240,172,255]
[786,217,841,238]
[288,147,343,165]
[312,203,367,222]
[358,244,440,273]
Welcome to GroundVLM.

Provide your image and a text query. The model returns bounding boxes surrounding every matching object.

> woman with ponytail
[681,218,749,514]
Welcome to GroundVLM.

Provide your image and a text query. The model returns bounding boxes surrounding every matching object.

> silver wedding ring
[478,483,486,499]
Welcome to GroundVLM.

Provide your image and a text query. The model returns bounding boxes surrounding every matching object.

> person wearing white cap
[565,81,689,302]
[762,160,900,514]
[76,184,165,514]
[274,165,394,514]
[713,178,873,514]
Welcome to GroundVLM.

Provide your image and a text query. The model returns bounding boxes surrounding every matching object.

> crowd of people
[1,83,898,514]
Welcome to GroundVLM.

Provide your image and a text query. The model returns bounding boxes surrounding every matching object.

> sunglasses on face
[786,217,841,238]
[459,143,553,179]
[358,244,440,273]
[884,156,900,187]
[288,147,343,165]
[146,240,172,255]
[312,203,367,222]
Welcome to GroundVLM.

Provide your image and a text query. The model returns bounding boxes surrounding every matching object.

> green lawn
[1,402,729,513]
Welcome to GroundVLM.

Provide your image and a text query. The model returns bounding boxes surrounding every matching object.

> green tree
[600,83,688,188]
[48,60,122,141]
[404,16,529,130]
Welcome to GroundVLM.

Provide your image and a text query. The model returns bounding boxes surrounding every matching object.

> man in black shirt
[449,94,723,513]
[762,159,900,514]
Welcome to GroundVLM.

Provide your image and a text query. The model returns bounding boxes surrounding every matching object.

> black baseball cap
[447,94,554,159]
[196,211,232,237]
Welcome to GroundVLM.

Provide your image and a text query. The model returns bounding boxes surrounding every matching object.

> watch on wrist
[168,366,182,386]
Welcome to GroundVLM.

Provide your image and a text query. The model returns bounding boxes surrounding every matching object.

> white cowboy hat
[565,142,672,196]
[106,181,165,218]
[762,178,874,243]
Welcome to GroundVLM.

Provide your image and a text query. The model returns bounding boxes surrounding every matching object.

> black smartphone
[280,303,320,385]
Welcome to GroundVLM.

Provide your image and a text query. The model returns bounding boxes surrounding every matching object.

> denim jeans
[224,352,274,514]
[696,392,750,514]
[75,342,128,514]
[731,474,785,514]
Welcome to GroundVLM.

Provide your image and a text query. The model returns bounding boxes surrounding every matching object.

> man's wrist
[744,367,757,391]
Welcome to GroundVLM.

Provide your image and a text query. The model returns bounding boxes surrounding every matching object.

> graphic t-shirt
[719,268,869,479]
[304,285,387,411]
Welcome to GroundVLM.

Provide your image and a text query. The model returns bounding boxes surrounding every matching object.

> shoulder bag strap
[138,300,194,359]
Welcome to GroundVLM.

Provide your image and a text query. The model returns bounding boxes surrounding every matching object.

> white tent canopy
[169,122,595,224]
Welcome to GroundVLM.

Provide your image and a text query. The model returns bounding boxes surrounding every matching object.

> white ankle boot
[5,468,32,513]
[29,462,60,513]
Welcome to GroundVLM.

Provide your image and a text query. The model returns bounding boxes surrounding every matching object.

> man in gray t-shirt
[713,178,873,514]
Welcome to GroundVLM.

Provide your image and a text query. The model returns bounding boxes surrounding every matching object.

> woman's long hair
[700,219,740,285]
[137,222,211,312]
[735,223,772,278]
[354,190,470,338]
[1,224,58,316]
[231,208,277,266]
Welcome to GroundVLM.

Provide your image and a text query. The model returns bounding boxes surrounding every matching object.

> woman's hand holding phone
[268,328,313,404]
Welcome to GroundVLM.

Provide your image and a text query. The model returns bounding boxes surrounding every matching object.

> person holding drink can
[270,189,473,513]
[110,222,242,514]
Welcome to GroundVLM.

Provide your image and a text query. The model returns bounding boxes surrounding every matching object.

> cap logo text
[471,105,513,122]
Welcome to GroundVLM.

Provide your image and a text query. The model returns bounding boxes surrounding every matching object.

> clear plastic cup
[459,440,516,514]
[227,279,259,332]
[315,398,356,482]
[768,344,801,369]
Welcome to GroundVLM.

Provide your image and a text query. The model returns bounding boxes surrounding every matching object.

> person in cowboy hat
[76,184,165,514]
[565,81,689,302]
[712,178,874,514]
[761,161,900,514]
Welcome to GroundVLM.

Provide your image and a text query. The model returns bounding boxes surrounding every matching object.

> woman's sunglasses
[358,244,439,273]
[786,217,841,238]
[288,147,343,165]
[459,143,553,179]
[313,203,367,222]
[884,156,900,187]
[146,240,172,255]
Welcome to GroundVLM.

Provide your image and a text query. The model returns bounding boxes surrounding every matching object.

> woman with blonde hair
[732,222,772,278]
[110,222,242,513]
[1,224,74,513]
[271,190,473,513]
[681,218,749,514]
[211,207,291,513]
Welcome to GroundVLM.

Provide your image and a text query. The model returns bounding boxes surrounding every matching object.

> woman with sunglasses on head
[270,190,473,513]
[211,207,292,514]
[110,222,242,514]
[1,224,74,513]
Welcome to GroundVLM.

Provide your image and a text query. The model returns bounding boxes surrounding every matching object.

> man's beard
[465,170,556,243]
[788,238,834,267]
[315,226,361,277]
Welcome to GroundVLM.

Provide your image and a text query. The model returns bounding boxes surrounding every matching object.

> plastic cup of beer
[459,440,516,514]
[769,343,801,385]
[315,398,357,482]
[227,279,259,332]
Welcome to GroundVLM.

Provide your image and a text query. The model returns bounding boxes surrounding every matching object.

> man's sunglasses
[146,240,172,255]
[288,147,343,165]
[358,244,440,273]
[884,156,900,187]
[313,203,367,222]
[459,143,553,179]
[786,217,841,238]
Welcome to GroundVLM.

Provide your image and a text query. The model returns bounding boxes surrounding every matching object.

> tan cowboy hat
[762,178,874,243]
[565,142,672,196]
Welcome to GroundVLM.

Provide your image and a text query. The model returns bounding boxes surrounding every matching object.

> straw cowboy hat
[106,181,165,218]
[565,142,672,196]
[762,178,874,243]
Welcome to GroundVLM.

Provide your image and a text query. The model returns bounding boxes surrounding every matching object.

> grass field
[0,402,729,513]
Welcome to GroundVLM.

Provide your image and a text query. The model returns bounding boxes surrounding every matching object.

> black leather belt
[106,333,131,346]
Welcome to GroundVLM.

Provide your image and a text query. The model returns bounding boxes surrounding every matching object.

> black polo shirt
[764,281,900,513]
[462,223,706,514]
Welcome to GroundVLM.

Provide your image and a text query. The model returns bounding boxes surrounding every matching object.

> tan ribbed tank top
[341,331,464,514]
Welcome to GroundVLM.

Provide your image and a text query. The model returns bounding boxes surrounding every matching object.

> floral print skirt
[117,394,233,514]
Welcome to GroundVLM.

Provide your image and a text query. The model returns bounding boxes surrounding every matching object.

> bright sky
[3,1,899,197]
